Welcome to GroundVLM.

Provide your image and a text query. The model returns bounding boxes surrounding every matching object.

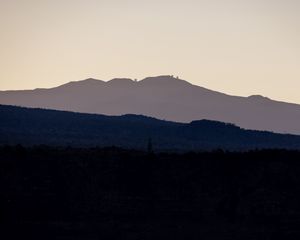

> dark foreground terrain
[1,146,300,239]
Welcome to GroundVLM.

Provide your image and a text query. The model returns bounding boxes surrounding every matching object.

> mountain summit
[1,75,300,134]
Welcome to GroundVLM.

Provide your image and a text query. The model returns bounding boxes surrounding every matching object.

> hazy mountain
[1,75,300,134]
[1,105,300,151]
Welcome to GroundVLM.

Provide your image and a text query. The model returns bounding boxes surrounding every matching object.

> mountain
[1,105,300,151]
[1,75,300,134]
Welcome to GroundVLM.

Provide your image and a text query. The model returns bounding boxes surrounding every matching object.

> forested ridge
[1,105,300,151]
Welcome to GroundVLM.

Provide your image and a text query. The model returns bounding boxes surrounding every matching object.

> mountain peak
[248,95,271,101]
[140,75,191,86]
[141,75,180,81]
[71,78,103,84]
[85,77,101,81]
[107,78,135,85]
[55,78,104,89]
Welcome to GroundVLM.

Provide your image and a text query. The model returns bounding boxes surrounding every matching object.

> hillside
[1,105,300,151]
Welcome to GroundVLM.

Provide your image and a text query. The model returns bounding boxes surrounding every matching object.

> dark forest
[1,146,300,239]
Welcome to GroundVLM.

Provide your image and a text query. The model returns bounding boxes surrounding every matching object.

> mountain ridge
[1,75,300,134]
[1,104,300,151]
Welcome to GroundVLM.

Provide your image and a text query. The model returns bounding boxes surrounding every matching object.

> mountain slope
[1,105,300,151]
[1,75,300,134]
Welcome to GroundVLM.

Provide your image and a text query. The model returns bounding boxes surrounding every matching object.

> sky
[0,0,299,103]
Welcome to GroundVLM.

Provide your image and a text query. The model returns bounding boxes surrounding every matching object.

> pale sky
[0,0,299,103]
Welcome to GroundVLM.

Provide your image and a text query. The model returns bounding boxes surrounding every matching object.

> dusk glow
[1,0,300,103]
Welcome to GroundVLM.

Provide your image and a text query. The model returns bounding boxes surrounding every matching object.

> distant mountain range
[1,75,300,134]
[1,105,300,151]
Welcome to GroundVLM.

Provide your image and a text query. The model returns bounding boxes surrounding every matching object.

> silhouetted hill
[1,75,300,134]
[1,105,300,151]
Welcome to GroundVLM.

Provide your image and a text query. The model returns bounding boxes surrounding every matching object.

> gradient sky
[0,0,299,103]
